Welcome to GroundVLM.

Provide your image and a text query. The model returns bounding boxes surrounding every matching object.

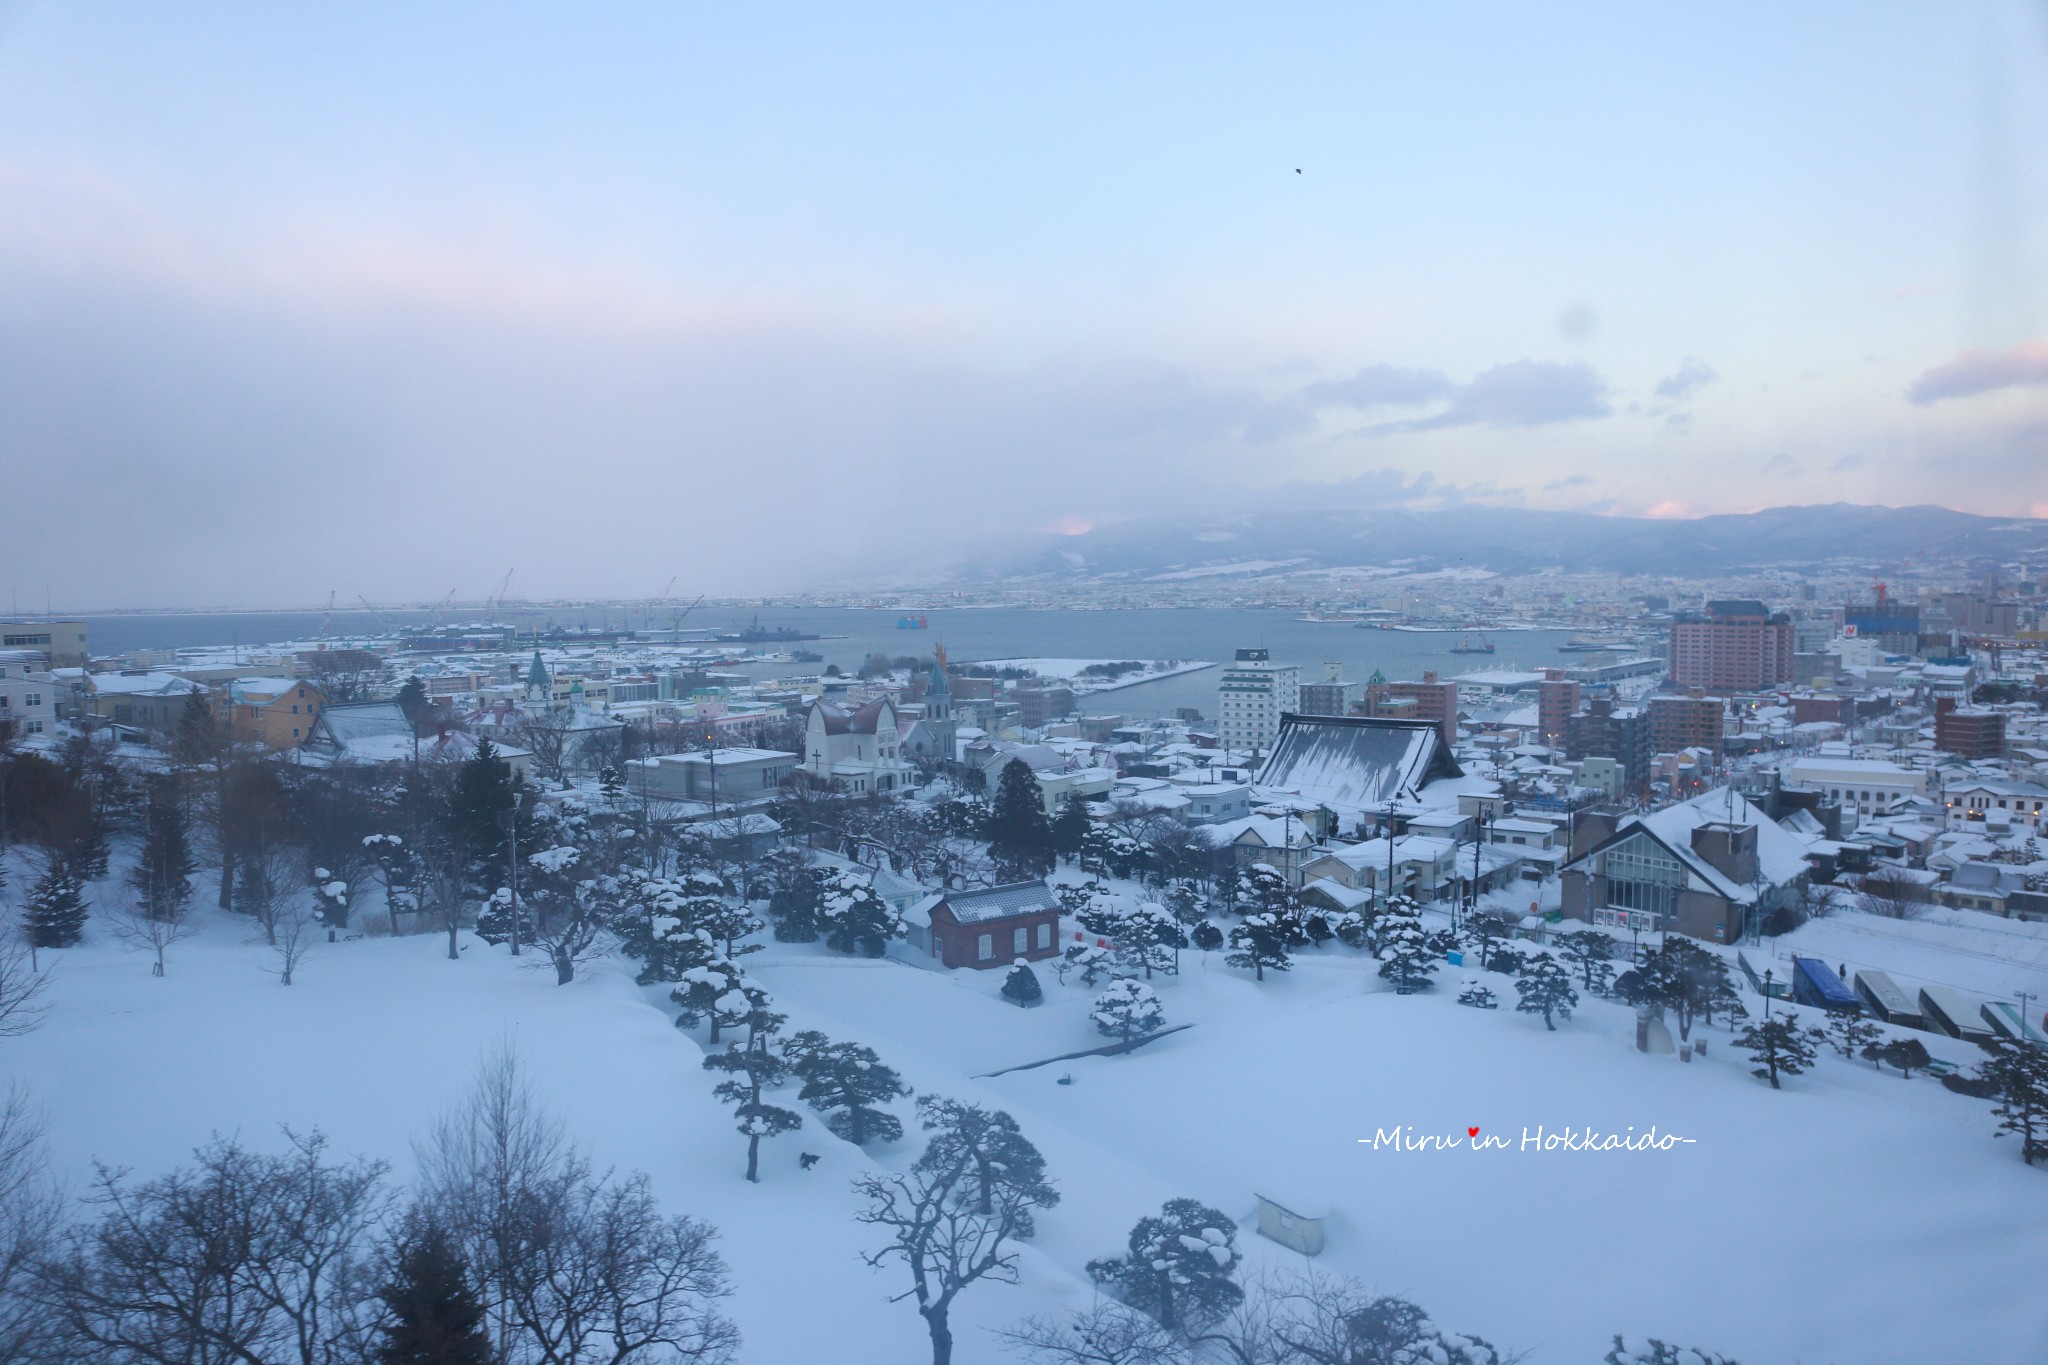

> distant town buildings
[1360,671,1459,750]
[1296,662,1358,717]
[1669,599,1794,691]
[0,620,88,669]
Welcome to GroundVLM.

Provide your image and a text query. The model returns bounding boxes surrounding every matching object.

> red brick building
[921,880,1063,970]
[1669,600,1794,692]
[1934,702,2005,760]
[1537,672,1581,749]
[1647,692,1725,756]
[1363,672,1460,749]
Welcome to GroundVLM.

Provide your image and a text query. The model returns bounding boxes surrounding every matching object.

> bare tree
[108,892,198,979]
[1857,866,1924,920]
[37,1130,391,1365]
[0,1086,61,1364]
[1000,1300,1189,1364]
[512,711,575,790]
[0,940,47,1039]
[237,843,308,946]
[274,906,317,986]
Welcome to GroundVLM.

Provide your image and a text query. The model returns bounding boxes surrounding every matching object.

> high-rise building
[1217,648,1299,756]
[1647,692,1725,756]
[1537,671,1580,749]
[1934,701,2005,760]
[1362,671,1459,750]
[1669,600,1794,691]
[1566,695,1650,783]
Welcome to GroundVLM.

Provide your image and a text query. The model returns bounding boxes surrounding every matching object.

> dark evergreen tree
[767,859,826,943]
[128,775,195,922]
[171,688,222,769]
[1555,928,1617,993]
[1086,1198,1243,1334]
[1980,1036,2048,1165]
[1191,921,1223,953]
[1457,979,1500,1009]
[447,736,517,888]
[374,1221,493,1365]
[1226,912,1293,981]
[986,759,1055,881]
[1825,1009,1883,1061]
[914,1096,1058,1219]
[703,1000,801,1182]
[1001,960,1043,1006]
[783,1031,909,1145]
[1864,1036,1931,1078]
[393,675,431,728]
[24,861,88,948]
[1050,794,1091,864]
[1514,954,1578,1030]
[1734,1014,1820,1089]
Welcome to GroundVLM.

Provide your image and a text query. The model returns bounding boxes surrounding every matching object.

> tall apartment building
[1536,671,1580,749]
[1296,662,1358,717]
[1363,671,1459,750]
[1565,695,1650,783]
[1217,648,1299,756]
[0,620,88,669]
[1669,600,1794,692]
[1014,684,1077,729]
[1647,692,1725,756]
[1934,702,2005,760]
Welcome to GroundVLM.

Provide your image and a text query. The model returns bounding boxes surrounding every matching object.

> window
[23,694,38,708]
[1013,926,1028,954]
[977,934,993,961]
[1037,922,1051,949]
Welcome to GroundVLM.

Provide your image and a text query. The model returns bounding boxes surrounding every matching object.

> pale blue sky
[2,3,2046,605]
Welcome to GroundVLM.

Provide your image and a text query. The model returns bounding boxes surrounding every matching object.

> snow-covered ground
[8,886,2048,1364]
[969,658,1216,694]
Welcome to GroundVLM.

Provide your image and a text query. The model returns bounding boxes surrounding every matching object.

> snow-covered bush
[1090,980,1165,1042]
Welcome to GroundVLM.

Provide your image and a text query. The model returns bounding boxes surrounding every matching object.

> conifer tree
[374,1222,493,1365]
[1090,980,1165,1042]
[703,1001,801,1182]
[1050,794,1091,864]
[1457,979,1499,1009]
[819,871,905,957]
[767,859,826,943]
[24,861,87,949]
[1375,896,1438,994]
[1086,1198,1242,1334]
[1734,1014,1820,1089]
[1514,954,1579,1030]
[1980,1036,2048,1165]
[782,1031,910,1145]
[1191,921,1223,953]
[1825,1009,1883,1061]
[1555,928,1617,993]
[1226,912,1293,981]
[986,759,1055,881]
[1001,960,1043,1006]
[128,776,195,922]
[1863,1036,1931,1078]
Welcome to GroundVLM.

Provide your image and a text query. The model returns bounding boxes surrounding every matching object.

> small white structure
[1255,1191,1326,1256]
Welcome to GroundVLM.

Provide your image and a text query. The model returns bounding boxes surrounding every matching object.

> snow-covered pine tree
[1117,903,1182,979]
[1864,1036,1931,1078]
[1001,959,1043,1006]
[1603,1336,1737,1365]
[373,1221,493,1365]
[1060,940,1116,987]
[1226,913,1293,981]
[1514,954,1579,1030]
[1085,1198,1242,1334]
[1375,896,1438,994]
[819,871,906,957]
[1191,921,1224,953]
[1457,978,1499,1009]
[986,758,1055,881]
[1734,1014,1821,1089]
[703,1005,801,1183]
[1825,1009,1883,1061]
[1979,1035,2048,1165]
[765,856,827,943]
[672,957,751,1043]
[24,861,88,949]
[693,895,765,962]
[1090,980,1165,1042]
[784,1033,909,1145]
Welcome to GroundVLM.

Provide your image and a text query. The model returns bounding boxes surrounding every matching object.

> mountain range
[957,503,2048,583]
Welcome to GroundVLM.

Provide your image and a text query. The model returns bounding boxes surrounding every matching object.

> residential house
[908,880,1063,970]
[801,698,911,793]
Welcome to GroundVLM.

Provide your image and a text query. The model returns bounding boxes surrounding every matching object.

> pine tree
[374,1221,493,1365]
[24,861,88,948]
[128,776,195,922]
[914,1096,1058,1219]
[1375,896,1438,994]
[673,957,749,1043]
[1604,1338,1736,1365]
[1863,1037,1931,1078]
[1555,928,1617,993]
[783,1031,910,1145]
[820,872,906,957]
[1086,1199,1243,1334]
[1514,954,1579,1030]
[1825,1010,1883,1061]
[448,736,516,882]
[1226,913,1293,981]
[986,759,1055,881]
[1050,794,1091,864]
[393,675,431,728]
[1457,979,1500,1009]
[1979,1036,2048,1165]
[1001,960,1043,1006]
[1191,921,1223,953]
[767,859,826,943]
[1734,1014,1820,1089]
[1090,980,1165,1042]
[703,1000,801,1182]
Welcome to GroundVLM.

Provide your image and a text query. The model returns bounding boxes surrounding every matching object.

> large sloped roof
[1252,714,1462,815]
[934,880,1061,924]
[314,701,413,744]
[811,698,894,736]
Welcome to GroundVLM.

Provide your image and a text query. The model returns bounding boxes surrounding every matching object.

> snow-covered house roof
[929,880,1062,925]
[1252,715,1462,817]
[1571,789,1811,904]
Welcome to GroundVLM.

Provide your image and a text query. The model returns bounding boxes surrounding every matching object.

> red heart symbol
[1467,1126,1480,1138]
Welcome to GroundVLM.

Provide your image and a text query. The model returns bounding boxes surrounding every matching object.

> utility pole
[2019,989,2039,1041]
[503,802,521,957]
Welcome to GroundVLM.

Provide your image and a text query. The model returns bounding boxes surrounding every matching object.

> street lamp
[1763,968,1774,1019]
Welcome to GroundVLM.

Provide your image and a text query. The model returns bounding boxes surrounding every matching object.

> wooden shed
[1255,1191,1327,1256]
